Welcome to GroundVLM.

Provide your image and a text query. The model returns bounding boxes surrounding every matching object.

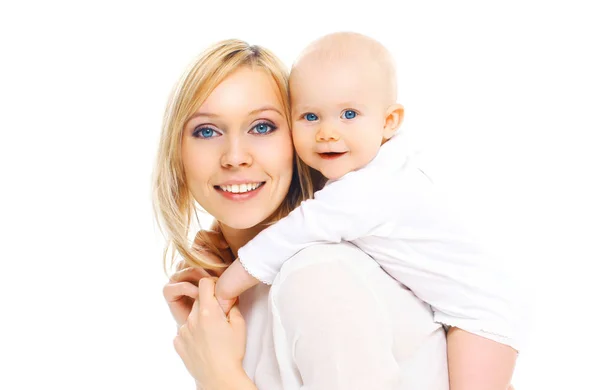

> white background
[1,1,598,389]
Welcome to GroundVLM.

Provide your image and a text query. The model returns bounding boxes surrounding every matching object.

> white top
[238,134,525,350]
[240,243,448,390]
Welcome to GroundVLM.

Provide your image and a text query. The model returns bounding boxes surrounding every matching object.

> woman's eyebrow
[186,106,283,124]
[249,106,283,117]
[186,111,219,125]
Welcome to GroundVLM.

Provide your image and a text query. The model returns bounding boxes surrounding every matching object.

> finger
[173,334,184,357]
[228,305,247,345]
[173,324,190,356]
[189,298,200,321]
[228,305,245,329]
[197,278,224,319]
[170,267,211,283]
[197,277,217,304]
[163,282,199,302]
[216,297,237,316]
[215,259,257,299]
[175,259,188,272]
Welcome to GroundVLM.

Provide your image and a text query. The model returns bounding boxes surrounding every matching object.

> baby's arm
[236,170,388,285]
[377,169,525,389]
[215,171,385,312]
[214,259,258,314]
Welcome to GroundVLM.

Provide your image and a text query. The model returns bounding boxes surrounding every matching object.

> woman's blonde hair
[153,39,316,273]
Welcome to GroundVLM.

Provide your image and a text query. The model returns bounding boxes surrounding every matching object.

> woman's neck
[219,222,269,258]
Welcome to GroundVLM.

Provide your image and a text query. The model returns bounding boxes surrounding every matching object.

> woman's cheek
[183,144,217,200]
[274,134,295,174]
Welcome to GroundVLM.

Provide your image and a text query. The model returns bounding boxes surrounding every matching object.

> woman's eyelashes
[192,121,277,139]
[249,121,277,135]
[192,126,221,139]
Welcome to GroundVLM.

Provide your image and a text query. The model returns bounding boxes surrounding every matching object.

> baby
[216,32,522,364]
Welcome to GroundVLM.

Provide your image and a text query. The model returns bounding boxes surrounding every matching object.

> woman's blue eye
[304,113,318,121]
[250,122,276,135]
[343,110,357,119]
[194,127,219,138]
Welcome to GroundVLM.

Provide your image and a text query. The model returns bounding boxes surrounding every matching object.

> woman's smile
[181,66,294,229]
[214,180,266,201]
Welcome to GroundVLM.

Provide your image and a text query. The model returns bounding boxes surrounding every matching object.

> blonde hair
[153,39,316,273]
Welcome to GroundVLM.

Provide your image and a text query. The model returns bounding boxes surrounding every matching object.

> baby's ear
[383,104,404,139]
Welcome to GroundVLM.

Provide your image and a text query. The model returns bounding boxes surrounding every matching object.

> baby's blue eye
[194,127,219,138]
[304,113,318,121]
[252,122,274,134]
[343,110,357,119]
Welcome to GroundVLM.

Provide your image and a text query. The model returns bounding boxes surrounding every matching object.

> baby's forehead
[291,59,380,91]
[290,55,394,105]
[290,33,397,103]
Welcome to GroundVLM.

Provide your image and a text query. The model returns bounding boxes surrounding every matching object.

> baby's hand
[215,259,260,315]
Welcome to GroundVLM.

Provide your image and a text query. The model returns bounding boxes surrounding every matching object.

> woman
[154,39,449,389]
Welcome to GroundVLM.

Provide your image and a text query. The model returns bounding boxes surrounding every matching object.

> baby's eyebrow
[336,102,365,109]
[292,102,366,113]
[291,105,315,113]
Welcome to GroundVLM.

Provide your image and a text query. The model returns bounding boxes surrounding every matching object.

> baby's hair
[291,32,398,104]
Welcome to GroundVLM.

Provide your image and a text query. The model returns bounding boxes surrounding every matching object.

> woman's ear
[383,104,404,140]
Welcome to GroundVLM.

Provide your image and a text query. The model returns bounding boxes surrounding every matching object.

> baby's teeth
[240,184,248,193]
[231,184,239,193]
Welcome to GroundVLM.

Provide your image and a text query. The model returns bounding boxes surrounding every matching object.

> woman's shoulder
[268,242,398,325]
[268,243,394,341]
[273,242,380,285]
[269,242,439,338]
[266,242,444,374]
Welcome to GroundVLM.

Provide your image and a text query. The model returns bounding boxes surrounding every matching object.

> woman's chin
[218,212,270,231]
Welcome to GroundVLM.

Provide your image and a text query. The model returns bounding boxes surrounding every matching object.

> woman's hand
[174,278,254,390]
[163,228,233,327]
[163,263,211,327]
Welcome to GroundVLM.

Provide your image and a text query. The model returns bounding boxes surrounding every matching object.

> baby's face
[290,57,391,180]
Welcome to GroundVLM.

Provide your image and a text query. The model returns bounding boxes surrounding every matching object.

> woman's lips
[318,152,347,160]
[214,182,266,201]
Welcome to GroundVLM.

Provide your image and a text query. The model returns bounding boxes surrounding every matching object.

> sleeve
[237,169,389,284]
[268,251,403,390]
[371,169,528,351]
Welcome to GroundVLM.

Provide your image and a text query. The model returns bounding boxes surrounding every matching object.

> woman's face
[181,66,294,230]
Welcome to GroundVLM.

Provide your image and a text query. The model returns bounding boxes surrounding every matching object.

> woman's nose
[315,125,340,142]
[220,137,253,168]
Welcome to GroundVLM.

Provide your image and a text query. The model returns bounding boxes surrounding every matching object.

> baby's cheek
[289,130,306,151]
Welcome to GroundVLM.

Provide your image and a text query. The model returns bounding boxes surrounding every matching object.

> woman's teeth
[219,182,263,193]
